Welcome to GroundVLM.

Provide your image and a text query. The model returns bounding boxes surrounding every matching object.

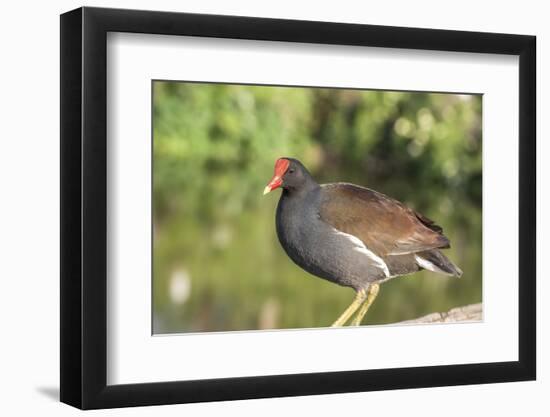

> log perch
[396,303,482,324]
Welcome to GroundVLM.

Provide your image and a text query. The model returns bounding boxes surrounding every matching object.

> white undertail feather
[332,228,390,277]
[414,255,454,276]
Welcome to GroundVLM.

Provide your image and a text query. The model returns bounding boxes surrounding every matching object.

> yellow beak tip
[263,186,271,196]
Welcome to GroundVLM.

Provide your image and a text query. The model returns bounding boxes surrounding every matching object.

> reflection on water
[154,200,481,333]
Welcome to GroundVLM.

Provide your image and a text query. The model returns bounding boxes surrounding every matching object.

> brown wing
[319,183,450,257]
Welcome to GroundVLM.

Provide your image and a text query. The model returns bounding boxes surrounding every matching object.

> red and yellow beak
[263,158,289,195]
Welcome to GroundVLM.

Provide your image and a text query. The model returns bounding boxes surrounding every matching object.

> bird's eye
[288,169,295,174]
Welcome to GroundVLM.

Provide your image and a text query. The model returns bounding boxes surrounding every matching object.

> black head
[263,157,316,195]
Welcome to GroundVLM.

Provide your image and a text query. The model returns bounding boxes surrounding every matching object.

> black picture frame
[60,6,536,410]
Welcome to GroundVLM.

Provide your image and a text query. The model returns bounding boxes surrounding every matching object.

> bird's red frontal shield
[263,158,290,195]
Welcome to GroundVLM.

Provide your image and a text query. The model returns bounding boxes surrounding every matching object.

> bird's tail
[415,249,463,277]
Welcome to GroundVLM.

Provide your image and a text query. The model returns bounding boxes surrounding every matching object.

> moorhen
[263,157,462,327]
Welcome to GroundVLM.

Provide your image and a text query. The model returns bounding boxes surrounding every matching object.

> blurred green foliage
[153,81,482,333]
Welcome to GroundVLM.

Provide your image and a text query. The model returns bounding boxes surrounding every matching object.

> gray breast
[275,190,389,291]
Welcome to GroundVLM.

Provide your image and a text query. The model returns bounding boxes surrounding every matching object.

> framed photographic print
[60,6,536,409]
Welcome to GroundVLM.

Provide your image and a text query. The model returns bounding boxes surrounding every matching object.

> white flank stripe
[332,228,390,277]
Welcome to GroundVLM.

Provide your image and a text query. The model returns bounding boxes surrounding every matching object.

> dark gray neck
[282,181,320,199]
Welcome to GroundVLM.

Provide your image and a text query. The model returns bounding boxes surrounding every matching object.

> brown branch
[396,303,482,324]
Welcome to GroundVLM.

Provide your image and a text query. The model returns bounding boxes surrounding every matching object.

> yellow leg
[350,284,380,326]
[331,289,367,327]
